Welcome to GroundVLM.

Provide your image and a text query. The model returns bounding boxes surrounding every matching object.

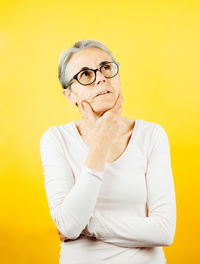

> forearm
[57,147,109,242]
[51,163,104,240]
[87,209,176,247]
[40,128,107,241]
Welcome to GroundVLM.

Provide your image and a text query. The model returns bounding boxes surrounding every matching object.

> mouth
[94,91,112,98]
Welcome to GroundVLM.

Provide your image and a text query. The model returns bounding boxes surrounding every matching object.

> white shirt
[40,118,176,264]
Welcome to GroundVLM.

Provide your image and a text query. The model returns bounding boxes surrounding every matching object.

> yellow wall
[1,0,200,263]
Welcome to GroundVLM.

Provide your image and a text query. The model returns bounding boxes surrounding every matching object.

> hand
[79,93,124,153]
[57,228,68,242]
[57,227,94,242]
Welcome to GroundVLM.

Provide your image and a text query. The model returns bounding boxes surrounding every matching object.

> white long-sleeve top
[39,118,176,264]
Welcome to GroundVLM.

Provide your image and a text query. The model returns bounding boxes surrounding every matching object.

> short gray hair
[58,39,116,91]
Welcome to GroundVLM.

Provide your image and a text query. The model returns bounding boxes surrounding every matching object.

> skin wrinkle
[63,47,134,137]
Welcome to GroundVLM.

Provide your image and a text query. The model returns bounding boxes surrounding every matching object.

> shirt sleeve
[86,124,177,247]
[39,127,104,240]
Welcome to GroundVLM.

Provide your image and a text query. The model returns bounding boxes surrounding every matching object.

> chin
[92,101,114,112]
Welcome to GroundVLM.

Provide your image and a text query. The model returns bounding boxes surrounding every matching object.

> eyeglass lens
[77,62,118,85]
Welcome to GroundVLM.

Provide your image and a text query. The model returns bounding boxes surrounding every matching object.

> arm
[40,127,106,240]
[86,125,177,247]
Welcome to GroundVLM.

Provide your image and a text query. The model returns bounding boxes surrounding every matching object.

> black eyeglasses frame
[64,61,120,89]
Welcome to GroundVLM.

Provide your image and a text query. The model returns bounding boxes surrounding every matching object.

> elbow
[159,214,176,247]
[163,237,174,247]
[51,208,85,240]
[56,218,82,240]
[63,224,81,240]
[56,219,82,240]
[161,231,175,246]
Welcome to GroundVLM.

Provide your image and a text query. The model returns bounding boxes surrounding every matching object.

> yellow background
[1,0,200,263]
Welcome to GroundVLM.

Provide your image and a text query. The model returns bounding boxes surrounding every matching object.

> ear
[63,89,76,104]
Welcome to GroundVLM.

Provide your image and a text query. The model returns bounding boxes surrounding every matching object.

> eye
[80,70,90,77]
[102,64,111,70]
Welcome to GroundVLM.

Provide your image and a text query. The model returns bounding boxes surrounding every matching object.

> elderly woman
[40,39,176,264]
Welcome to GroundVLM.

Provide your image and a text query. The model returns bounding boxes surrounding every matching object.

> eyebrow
[78,60,111,72]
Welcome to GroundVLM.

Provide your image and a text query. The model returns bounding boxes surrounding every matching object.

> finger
[79,100,95,122]
[81,101,96,122]
[60,233,68,241]
[117,105,123,115]
[57,228,68,240]
[100,93,123,119]
[78,101,87,119]
[60,236,65,242]
[60,235,68,241]
[111,93,124,113]
[117,94,124,110]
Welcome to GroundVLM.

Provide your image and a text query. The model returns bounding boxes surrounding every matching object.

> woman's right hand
[79,93,124,153]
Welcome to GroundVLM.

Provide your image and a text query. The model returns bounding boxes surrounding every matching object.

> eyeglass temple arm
[64,61,120,89]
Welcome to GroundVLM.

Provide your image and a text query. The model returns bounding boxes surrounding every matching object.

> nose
[95,69,106,85]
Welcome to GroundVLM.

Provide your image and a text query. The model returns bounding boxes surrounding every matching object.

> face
[63,47,121,113]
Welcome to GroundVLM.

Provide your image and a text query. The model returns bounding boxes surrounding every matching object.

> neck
[76,115,131,137]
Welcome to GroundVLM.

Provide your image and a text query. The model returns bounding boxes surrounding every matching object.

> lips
[94,90,111,98]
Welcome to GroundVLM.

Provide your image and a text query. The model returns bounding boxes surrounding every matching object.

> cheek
[79,90,92,102]
[73,84,89,99]
[110,76,121,90]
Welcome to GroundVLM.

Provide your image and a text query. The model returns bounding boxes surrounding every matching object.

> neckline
[71,118,138,165]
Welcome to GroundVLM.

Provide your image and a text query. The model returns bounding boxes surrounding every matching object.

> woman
[40,39,176,264]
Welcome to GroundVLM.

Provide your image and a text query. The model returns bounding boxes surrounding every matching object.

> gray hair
[58,39,116,91]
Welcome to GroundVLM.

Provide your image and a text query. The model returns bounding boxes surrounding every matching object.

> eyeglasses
[64,61,120,89]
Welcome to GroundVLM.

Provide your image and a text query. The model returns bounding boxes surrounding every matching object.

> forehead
[66,47,112,78]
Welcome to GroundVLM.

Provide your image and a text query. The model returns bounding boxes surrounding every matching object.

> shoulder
[40,122,74,147]
[140,120,170,158]
[135,119,170,156]
[40,126,57,145]
[136,118,168,137]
